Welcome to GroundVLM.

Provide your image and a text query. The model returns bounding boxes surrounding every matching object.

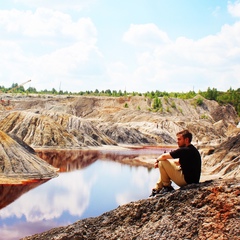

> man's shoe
[149,189,160,197]
[158,186,174,195]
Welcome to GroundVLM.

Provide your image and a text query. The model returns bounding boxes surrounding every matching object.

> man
[150,129,201,197]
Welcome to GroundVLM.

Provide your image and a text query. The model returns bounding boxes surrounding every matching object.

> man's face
[177,134,188,147]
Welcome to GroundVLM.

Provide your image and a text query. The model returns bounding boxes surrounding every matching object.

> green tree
[51,88,57,94]
[204,87,218,100]
[118,90,123,96]
[105,89,112,96]
[152,97,162,110]
[27,87,37,93]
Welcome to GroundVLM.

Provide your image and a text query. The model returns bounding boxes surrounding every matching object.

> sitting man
[150,129,201,197]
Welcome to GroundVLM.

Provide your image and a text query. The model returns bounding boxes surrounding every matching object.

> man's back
[170,144,201,183]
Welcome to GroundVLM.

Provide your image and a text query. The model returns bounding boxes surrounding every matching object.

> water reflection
[0,148,166,240]
[35,147,166,171]
[0,180,48,210]
[36,149,100,172]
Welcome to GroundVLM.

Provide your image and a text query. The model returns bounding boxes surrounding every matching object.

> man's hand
[154,153,173,168]
[154,160,159,168]
[174,160,180,166]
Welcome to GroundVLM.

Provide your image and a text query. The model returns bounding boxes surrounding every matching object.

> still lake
[0,147,171,240]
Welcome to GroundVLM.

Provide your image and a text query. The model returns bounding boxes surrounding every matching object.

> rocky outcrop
[0,94,239,148]
[0,130,58,183]
[0,111,116,148]
[0,111,81,148]
[22,178,240,240]
[200,133,240,179]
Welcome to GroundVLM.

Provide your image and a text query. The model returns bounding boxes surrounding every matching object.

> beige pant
[154,159,187,190]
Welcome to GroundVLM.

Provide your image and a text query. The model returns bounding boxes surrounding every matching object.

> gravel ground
[22,178,240,240]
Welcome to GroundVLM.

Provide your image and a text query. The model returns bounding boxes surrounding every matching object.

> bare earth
[0,94,239,239]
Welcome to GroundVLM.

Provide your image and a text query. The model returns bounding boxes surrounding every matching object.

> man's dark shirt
[170,144,201,184]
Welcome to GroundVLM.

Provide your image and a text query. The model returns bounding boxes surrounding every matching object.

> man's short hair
[177,129,192,142]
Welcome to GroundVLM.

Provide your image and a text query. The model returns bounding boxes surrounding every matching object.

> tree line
[0,84,239,116]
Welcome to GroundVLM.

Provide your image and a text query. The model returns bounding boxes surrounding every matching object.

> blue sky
[0,0,240,93]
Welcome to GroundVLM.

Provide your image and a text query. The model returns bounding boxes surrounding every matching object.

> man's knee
[159,159,171,168]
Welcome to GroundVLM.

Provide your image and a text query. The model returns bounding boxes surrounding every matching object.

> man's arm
[154,153,173,168]
[157,153,173,161]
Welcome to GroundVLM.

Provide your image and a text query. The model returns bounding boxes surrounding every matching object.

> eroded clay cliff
[0,130,58,184]
[0,94,239,148]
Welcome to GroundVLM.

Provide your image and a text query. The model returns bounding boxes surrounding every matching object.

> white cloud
[121,21,240,92]
[116,167,159,206]
[0,171,95,222]
[106,62,131,91]
[0,221,58,240]
[0,8,104,91]
[0,8,97,42]
[228,0,240,17]
[123,23,171,48]
[0,2,240,93]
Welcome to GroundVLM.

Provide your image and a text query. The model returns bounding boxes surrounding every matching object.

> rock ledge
[22,178,240,240]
